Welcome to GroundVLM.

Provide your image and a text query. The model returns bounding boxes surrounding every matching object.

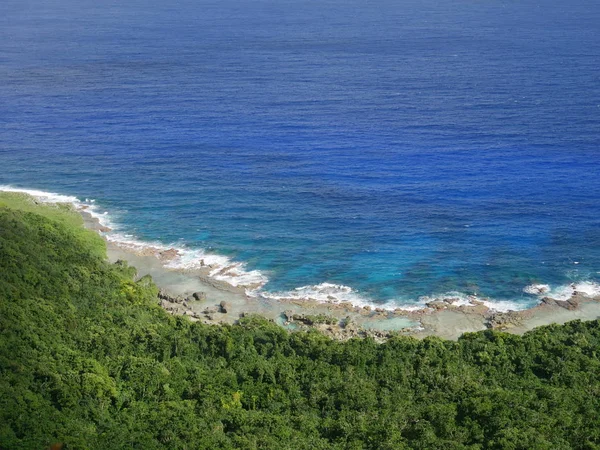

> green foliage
[300,314,339,325]
[1,198,600,449]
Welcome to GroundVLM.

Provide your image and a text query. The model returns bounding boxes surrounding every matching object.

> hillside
[1,193,599,449]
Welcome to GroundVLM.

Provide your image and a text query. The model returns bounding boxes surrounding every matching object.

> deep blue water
[1,0,599,306]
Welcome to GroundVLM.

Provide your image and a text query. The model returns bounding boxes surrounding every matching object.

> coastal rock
[541,297,556,306]
[284,313,338,326]
[158,248,179,261]
[487,311,522,330]
[193,291,207,301]
[426,301,447,310]
[555,297,579,311]
[541,295,580,311]
[220,301,229,314]
[283,310,294,322]
[158,289,177,302]
[203,307,218,314]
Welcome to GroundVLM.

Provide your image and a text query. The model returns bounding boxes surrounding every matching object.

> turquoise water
[1,0,599,309]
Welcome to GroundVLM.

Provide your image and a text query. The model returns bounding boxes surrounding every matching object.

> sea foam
[523,281,600,301]
[417,291,529,312]
[259,282,378,308]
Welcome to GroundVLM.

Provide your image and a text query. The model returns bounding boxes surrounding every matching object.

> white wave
[392,301,429,311]
[523,284,551,295]
[542,281,600,301]
[416,291,528,312]
[479,299,530,313]
[522,281,600,301]
[260,286,526,313]
[0,185,79,204]
[260,282,388,309]
[105,232,269,289]
[435,291,474,307]
[574,281,600,297]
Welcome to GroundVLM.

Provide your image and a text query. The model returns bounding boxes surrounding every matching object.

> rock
[203,307,218,314]
[158,248,179,261]
[220,301,229,314]
[158,289,178,303]
[363,306,371,312]
[540,297,556,306]
[206,314,214,321]
[487,311,522,330]
[193,292,207,301]
[426,301,447,310]
[555,297,579,311]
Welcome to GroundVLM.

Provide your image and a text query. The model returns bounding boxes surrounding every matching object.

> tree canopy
[1,194,599,449]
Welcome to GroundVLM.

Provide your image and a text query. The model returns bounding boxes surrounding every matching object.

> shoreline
[3,186,600,340]
[82,207,600,340]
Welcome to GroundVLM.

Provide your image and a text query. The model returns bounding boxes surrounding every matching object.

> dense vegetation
[1,194,600,449]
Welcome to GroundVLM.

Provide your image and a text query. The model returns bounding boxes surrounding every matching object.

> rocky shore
[146,269,600,341]
[81,207,600,341]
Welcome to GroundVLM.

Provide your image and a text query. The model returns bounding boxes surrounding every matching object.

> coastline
[82,205,600,341]
[4,186,600,340]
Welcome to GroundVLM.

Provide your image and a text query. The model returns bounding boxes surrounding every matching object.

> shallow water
[1,0,599,309]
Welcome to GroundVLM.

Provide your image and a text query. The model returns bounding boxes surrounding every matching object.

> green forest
[1,193,600,449]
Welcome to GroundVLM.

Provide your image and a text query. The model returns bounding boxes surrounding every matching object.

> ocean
[1,0,599,310]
